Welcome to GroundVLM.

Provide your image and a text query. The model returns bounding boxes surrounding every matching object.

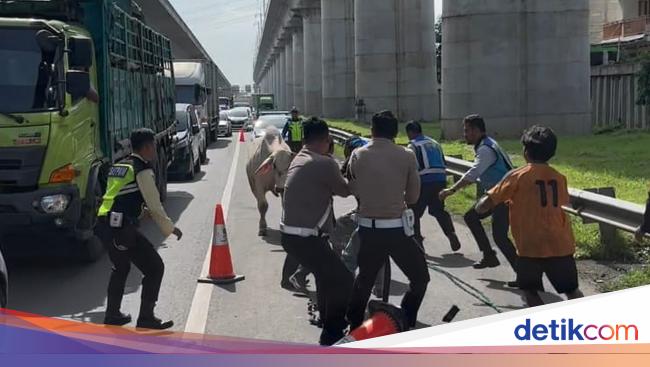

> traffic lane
[6,137,235,328]
[203,141,360,342]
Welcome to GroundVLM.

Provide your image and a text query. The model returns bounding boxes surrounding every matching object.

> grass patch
[603,266,650,292]
[327,119,650,263]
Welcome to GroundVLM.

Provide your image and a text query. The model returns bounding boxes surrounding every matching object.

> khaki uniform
[346,138,430,329]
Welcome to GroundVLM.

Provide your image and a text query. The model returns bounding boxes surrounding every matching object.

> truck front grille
[0,147,45,188]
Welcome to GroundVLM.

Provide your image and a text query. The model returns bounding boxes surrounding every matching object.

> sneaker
[136,317,174,330]
[448,233,461,252]
[472,254,500,269]
[104,312,132,326]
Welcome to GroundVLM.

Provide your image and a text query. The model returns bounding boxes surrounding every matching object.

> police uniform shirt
[348,138,421,219]
[282,149,350,234]
[102,154,175,237]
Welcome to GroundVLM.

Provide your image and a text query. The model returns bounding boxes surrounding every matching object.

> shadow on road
[168,170,207,184]
[209,138,232,150]
[5,190,194,320]
[426,253,475,269]
[262,228,283,247]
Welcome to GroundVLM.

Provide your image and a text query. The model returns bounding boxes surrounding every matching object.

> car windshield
[176,85,196,105]
[0,28,60,113]
[175,111,189,131]
[255,115,288,130]
[229,107,249,118]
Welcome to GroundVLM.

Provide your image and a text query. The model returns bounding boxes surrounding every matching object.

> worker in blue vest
[282,107,304,153]
[439,115,518,285]
[406,121,461,252]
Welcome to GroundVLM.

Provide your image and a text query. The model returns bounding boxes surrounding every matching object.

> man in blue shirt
[440,115,518,284]
[406,121,461,252]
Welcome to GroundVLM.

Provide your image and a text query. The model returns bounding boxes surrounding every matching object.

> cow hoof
[258,228,267,237]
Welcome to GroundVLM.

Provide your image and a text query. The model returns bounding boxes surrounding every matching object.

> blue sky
[169,0,443,87]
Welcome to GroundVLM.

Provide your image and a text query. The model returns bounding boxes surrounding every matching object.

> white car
[227,107,253,131]
[218,111,233,137]
[253,113,290,139]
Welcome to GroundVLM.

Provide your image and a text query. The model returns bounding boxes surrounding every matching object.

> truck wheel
[226,127,233,137]
[78,235,104,263]
[210,129,218,142]
[194,152,201,173]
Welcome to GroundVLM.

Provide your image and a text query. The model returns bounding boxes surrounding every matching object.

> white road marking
[184,138,242,334]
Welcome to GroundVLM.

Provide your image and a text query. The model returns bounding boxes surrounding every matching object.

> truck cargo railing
[330,127,647,246]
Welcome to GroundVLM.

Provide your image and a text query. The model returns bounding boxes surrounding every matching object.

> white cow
[246,128,294,236]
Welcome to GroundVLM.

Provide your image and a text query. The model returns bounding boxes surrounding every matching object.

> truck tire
[76,165,106,263]
[200,145,207,164]
[210,128,218,142]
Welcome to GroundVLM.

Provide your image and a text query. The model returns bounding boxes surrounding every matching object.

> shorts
[517,255,579,294]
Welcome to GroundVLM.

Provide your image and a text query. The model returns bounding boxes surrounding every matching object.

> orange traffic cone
[335,301,407,345]
[239,129,245,143]
[198,205,245,285]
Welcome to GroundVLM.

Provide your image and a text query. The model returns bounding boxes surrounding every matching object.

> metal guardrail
[330,127,647,240]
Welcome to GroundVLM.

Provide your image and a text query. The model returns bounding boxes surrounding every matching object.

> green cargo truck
[0,0,176,260]
[252,94,275,117]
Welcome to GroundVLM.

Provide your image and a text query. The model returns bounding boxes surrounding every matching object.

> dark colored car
[169,104,206,180]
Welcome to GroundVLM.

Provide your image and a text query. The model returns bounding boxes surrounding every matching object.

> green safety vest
[289,120,304,142]
[98,156,149,220]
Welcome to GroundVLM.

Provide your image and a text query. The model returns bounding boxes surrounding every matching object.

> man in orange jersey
[476,126,584,307]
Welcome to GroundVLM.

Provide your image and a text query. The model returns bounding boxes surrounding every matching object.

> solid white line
[184,138,242,334]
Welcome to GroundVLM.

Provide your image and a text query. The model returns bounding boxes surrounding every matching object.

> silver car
[253,113,290,139]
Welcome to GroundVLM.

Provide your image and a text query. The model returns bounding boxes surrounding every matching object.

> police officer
[97,129,182,329]
[439,115,518,282]
[281,117,353,345]
[405,121,461,251]
[346,111,430,330]
[282,107,304,153]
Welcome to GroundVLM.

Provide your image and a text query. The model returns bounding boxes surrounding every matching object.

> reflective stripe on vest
[411,137,446,177]
[98,164,136,217]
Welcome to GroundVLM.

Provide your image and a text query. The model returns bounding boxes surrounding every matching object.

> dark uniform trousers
[97,218,165,308]
[464,203,518,269]
[288,141,303,154]
[347,227,430,329]
[281,233,353,337]
[411,181,456,239]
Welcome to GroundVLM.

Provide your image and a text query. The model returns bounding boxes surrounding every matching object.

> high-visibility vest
[288,120,304,142]
[409,135,447,183]
[476,136,515,192]
[98,155,150,220]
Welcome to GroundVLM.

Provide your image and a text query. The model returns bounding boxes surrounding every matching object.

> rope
[426,262,503,314]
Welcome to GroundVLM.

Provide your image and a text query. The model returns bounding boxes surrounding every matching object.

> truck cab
[0,1,176,261]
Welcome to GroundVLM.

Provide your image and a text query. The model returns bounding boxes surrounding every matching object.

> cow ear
[256,156,274,176]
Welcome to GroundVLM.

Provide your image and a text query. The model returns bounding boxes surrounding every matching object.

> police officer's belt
[357,217,404,229]
[281,202,332,238]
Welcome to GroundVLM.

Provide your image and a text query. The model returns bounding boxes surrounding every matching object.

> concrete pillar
[279,48,287,109]
[292,27,305,112]
[285,41,294,109]
[301,2,323,116]
[441,0,591,138]
[355,0,438,122]
[322,0,355,118]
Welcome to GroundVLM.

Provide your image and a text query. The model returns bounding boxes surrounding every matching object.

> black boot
[104,294,131,326]
[136,300,174,330]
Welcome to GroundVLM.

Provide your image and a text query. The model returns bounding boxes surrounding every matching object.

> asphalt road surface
[4,134,598,344]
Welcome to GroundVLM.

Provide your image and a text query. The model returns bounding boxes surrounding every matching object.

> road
[4,134,598,344]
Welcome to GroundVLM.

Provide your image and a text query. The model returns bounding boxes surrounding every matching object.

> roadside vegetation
[327,119,650,291]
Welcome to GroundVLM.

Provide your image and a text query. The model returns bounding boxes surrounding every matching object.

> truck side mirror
[66,71,91,100]
[36,30,60,53]
[69,37,93,68]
